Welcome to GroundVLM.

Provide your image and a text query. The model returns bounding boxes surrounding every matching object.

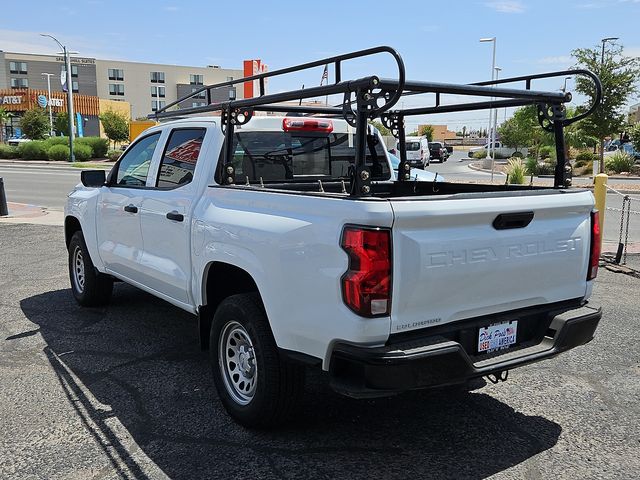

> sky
[2,0,639,131]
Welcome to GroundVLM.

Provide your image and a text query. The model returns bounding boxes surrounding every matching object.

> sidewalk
[0,202,64,226]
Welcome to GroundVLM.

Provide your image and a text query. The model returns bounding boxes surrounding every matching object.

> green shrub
[44,136,69,149]
[525,157,539,175]
[19,141,48,160]
[473,150,487,159]
[73,143,92,161]
[76,137,109,158]
[0,145,19,159]
[575,151,596,163]
[606,151,635,174]
[538,145,555,159]
[506,158,526,184]
[107,149,121,162]
[537,160,555,176]
[47,144,70,161]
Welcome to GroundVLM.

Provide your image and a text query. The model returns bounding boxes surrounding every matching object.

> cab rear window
[405,142,421,151]
[229,131,390,182]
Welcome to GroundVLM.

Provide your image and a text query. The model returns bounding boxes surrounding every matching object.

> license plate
[477,320,518,353]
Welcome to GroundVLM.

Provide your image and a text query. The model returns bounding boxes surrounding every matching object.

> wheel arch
[64,215,83,248]
[198,261,262,350]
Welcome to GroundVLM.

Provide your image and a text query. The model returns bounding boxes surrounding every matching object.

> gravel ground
[1,224,639,480]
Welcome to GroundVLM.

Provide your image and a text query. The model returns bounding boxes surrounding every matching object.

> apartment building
[0,50,244,122]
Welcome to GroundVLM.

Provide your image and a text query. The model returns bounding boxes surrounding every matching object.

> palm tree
[0,108,9,143]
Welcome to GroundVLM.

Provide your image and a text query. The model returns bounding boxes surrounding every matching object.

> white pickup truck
[64,47,603,428]
[469,141,528,158]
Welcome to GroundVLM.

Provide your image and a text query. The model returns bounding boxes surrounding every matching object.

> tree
[20,108,49,140]
[0,108,10,143]
[498,105,553,158]
[369,121,390,136]
[99,109,129,148]
[418,124,434,141]
[572,41,640,166]
[631,123,640,153]
[54,112,70,136]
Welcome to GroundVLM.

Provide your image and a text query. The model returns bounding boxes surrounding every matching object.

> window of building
[151,100,166,111]
[152,87,166,98]
[190,74,203,85]
[72,81,79,93]
[9,62,27,74]
[191,87,206,99]
[10,78,28,88]
[109,84,125,96]
[156,129,205,188]
[191,102,206,108]
[150,71,165,83]
[71,65,78,77]
[108,68,124,81]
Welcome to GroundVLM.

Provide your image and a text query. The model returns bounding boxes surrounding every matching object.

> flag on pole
[320,64,329,86]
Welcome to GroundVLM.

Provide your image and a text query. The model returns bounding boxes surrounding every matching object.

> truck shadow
[21,286,561,480]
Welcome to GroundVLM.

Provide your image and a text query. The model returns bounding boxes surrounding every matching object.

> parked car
[395,136,430,168]
[428,141,450,163]
[469,141,527,158]
[7,135,30,147]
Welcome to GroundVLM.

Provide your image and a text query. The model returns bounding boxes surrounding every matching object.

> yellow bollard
[593,173,608,249]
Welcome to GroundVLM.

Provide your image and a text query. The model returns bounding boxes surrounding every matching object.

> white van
[395,136,430,168]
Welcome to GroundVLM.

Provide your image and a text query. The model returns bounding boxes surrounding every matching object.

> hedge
[47,144,70,161]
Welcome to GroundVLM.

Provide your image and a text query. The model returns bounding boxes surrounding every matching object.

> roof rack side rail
[150,45,406,120]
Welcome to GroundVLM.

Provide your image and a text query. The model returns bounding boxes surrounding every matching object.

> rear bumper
[329,302,601,398]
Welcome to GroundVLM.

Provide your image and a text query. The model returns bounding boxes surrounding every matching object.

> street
[0,223,639,479]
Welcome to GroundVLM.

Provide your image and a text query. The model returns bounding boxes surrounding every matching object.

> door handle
[124,204,138,214]
[166,210,184,222]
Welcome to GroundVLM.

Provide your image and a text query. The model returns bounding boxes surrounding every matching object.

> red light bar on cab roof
[282,118,333,133]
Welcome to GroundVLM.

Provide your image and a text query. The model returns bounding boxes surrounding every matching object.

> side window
[114,133,161,187]
[156,129,205,188]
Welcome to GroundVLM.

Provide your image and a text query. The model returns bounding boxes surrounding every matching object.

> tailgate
[389,190,594,334]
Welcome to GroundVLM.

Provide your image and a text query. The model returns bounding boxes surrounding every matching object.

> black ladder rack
[149,46,601,196]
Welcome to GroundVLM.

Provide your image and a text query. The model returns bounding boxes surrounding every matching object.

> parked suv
[428,141,449,163]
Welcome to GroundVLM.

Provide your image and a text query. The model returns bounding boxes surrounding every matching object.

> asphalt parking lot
[1,224,639,480]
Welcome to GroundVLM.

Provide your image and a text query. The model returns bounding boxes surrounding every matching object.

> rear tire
[68,231,113,307]
[210,293,305,428]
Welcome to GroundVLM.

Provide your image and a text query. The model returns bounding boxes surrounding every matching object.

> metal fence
[604,185,640,265]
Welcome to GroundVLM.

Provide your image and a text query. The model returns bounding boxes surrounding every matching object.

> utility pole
[41,73,55,137]
[40,34,77,162]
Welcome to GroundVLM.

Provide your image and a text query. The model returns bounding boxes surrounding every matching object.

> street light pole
[480,37,496,177]
[40,34,77,162]
[491,66,502,182]
[41,73,54,137]
[598,37,619,173]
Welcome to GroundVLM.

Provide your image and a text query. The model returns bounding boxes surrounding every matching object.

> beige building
[0,50,244,124]
[94,59,243,120]
[418,124,457,142]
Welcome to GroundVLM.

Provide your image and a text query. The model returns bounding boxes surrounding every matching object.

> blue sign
[76,112,84,138]
[37,95,48,108]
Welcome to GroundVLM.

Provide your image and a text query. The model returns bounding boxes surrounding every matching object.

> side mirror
[81,170,106,188]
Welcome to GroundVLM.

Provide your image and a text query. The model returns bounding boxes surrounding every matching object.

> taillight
[588,210,600,280]
[282,118,333,133]
[341,226,392,317]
